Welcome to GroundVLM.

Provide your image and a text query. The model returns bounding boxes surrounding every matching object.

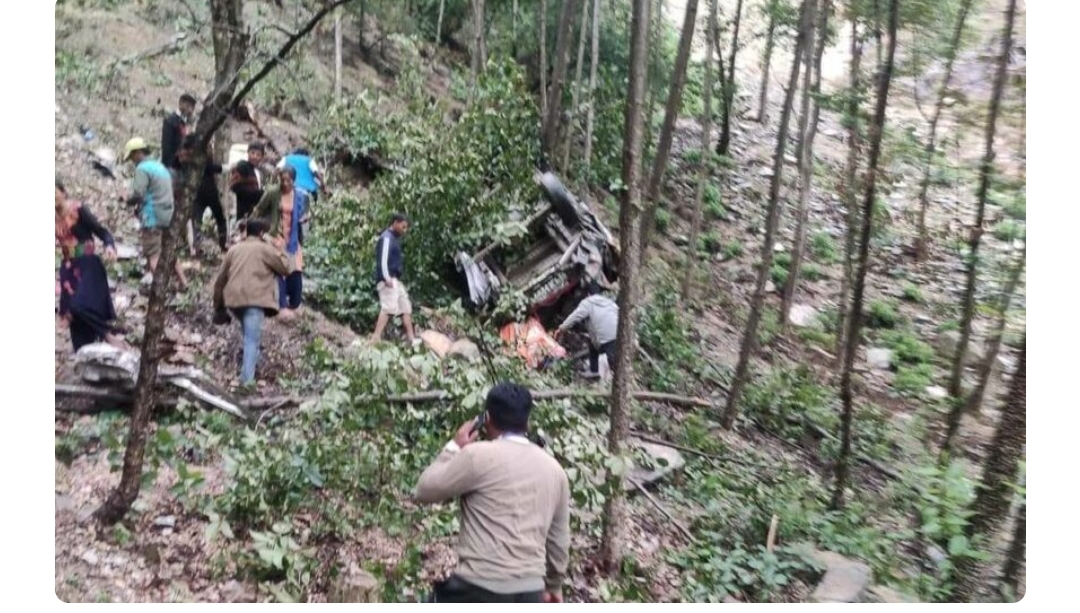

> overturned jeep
[454,172,620,331]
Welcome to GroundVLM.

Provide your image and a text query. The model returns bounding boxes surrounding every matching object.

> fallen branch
[629,478,697,543]
[55,384,301,412]
[766,514,780,552]
[113,32,194,68]
[628,431,770,469]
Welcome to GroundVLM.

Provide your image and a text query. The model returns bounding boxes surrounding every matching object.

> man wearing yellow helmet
[122,137,184,285]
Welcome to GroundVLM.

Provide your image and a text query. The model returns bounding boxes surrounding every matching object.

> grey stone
[672,234,690,247]
[56,494,76,513]
[936,330,985,365]
[81,550,100,565]
[808,550,872,603]
[625,440,686,492]
[114,243,140,259]
[867,348,893,370]
[773,242,786,253]
[447,339,480,362]
[788,304,818,328]
[765,280,777,293]
[154,515,177,528]
[925,385,948,400]
[758,167,775,178]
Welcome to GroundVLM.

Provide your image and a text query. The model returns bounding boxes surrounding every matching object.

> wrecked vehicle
[454,171,620,330]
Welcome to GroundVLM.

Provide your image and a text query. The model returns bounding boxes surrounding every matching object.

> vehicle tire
[539,172,582,229]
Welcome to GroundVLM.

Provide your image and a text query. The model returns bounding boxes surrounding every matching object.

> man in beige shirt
[416,382,571,603]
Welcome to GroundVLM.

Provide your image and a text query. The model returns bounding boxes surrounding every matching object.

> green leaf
[947,534,969,556]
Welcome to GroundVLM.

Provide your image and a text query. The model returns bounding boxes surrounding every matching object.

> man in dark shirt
[162,93,196,169]
[371,213,418,345]
[176,135,227,252]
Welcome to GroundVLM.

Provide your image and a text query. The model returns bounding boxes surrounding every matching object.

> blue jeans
[232,307,265,384]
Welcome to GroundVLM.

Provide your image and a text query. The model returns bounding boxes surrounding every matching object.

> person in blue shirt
[122,137,187,287]
[372,213,418,345]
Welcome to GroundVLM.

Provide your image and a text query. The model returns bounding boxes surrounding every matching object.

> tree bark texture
[830,0,899,512]
[716,0,744,155]
[598,0,651,575]
[583,0,601,174]
[543,0,583,158]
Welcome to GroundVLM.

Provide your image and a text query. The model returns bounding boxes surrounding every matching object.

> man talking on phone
[415,382,571,603]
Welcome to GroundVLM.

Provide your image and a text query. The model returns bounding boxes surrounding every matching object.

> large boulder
[935,329,985,366]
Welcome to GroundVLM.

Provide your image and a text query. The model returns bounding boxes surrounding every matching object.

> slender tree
[598,0,651,575]
[682,0,719,303]
[716,0,745,155]
[756,1,780,124]
[831,0,899,511]
[835,12,864,366]
[952,334,1026,602]
[540,0,549,120]
[638,0,700,257]
[721,0,815,430]
[93,0,357,525]
[583,0,601,175]
[943,0,1017,453]
[542,0,583,157]
[781,0,831,329]
[963,240,1024,415]
[562,0,592,171]
[914,0,973,260]
[334,7,344,102]
[437,0,446,44]
[999,498,1026,600]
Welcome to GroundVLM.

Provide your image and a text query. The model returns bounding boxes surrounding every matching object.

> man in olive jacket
[213,218,291,386]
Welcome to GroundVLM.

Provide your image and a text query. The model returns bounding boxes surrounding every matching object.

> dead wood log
[629,477,697,543]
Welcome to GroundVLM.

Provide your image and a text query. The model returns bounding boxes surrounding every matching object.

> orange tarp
[499,317,567,369]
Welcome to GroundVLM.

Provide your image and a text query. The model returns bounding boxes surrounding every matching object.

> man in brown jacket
[416,382,571,603]
[212,217,291,386]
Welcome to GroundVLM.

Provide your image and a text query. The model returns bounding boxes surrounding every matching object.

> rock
[114,295,132,313]
[926,544,947,565]
[625,440,686,492]
[758,167,775,178]
[672,234,690,247]
[867,348,893,370]
[788,304,818,327]
[328,566,380,602]
[55,494,76,513]
[765,280,776,293]
[924,385,948,400]
[420,330,452,358]
[187,333,203,345]
[81,550,100,565]
[773,242,786,253]
[865,585,919,603]
[935,330,985,365]
[221,579,254,603]
[784,154,798,165]
[154,515,177,528]
[447,338,480,362]
[808,550,872,603]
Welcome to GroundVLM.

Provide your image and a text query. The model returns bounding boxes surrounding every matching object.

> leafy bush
[901,284,923,303]
[992,219,1025,242]
[638,289,703,392]
[671,543,824,602]
[894,363,935,396]
[801,263,824,282]
[699,230,723,254]
[865,299,900,329]
[880,329,935,365]
[723,240,744,260]
[307,59,541,326]
[654,207,672,235]
[810,231,839,264]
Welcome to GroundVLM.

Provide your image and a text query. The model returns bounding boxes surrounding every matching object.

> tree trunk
[583,0,601,175]
[469,0,487,105]
[93,0,354,526]
[642,0,664,169]
[437,0,446,44]
[716,0,744,155]
[543,0,583,158]
[834,15,863,366]
[830,0,899,512]
[540,0,548,121]
[334,8,344,102]
[756,6,778,124]
[681,0,719,303]
[942,0,1017,454]
[914,0,973,260]
[999,499,1026,599]
[637,0,700,258]
[781,0,830,330]
[952,335,1025,602]
[562,0,592,172]
[721,0,814,431]
[963,241,1024,416]
[598,0,651,576]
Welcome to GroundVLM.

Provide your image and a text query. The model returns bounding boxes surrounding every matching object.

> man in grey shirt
[554,280,619,377]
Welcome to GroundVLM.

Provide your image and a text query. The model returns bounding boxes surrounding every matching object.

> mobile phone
[470,412,486,435]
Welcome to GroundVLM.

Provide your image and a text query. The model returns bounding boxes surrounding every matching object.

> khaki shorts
[140,228,163,259]
[377,280,412,316]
